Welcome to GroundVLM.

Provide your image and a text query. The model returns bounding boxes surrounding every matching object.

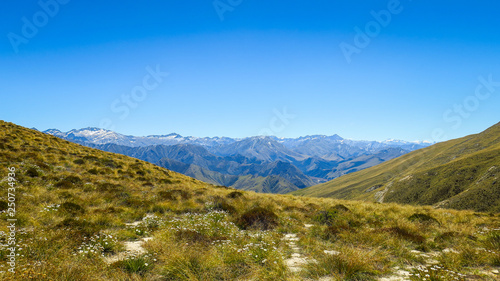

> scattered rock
[104,236,153,264]
[323,250,340,255]
[442,248,459,254]
[283,233,309,273]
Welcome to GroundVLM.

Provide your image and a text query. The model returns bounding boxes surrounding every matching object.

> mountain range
[293,122,500,212]
[42,127,432,193]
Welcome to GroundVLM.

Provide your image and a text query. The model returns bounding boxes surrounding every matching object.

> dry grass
[0,121,499,280]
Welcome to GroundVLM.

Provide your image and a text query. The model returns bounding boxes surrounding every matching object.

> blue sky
[1,0,499,142]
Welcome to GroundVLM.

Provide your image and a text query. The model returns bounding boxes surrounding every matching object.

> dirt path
[103,236,153,264]
[283,233,309,272]
[103,216,154,264]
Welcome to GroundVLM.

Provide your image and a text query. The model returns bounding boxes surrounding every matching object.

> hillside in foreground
[293,122,500,213]
[0,120,499,280]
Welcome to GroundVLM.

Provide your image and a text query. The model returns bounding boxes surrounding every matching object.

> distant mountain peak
[75,127,109,132]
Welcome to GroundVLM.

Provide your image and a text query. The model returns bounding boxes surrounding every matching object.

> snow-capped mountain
[43,127,237,147]
[42,127,433,194]
[43,127,432,154]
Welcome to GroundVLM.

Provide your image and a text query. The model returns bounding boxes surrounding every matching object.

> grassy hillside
[293,122,500,212]
[1,120,500,280]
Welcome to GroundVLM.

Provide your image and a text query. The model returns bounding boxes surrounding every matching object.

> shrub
[314,205,351,226]
[175,230,211,244]
[322,222,352,240]
[226,191,244,199]
[435,231,459,243]
[56,218,100,237]
[159,178,173,184]
[93,206,123,214]
[380,226,425,244]
[87,168,99,175]
[26,167,41,177]
[0,200,8,211]
[158,189,191,201]
[121,197,151,208]
[99,158,119,168]
[333,204,350,212]
[235,207,279,230]
[59,202,85,215]
[209,197,237,214]
[55,175,82,189]
[408,213,439,224]
[83,155,99,161]
[96,182,124,192]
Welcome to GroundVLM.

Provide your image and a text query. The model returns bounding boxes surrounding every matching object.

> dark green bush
[55,175,82,189]
[322,222,351,240]
[211,197,237,214]
[0,200,8,211]
[101,159,120,168]
[120,197,151,208]
[314,205,350,226]
[97,182,124,192]
[56,218,99,237]
[380,226,425,244]
[314,210,339,226]
[59,202,85,215]
[73,159,85,165]
[158,189,191,201]
[235,207,279,230]
[226,191,244,199]
[408,213,439,224]
[159,178,173,184]
[435,231,459,242]
[87,168,99,175]
[83,155,99,161]
[332,204,350,212]
[26,167,40,177]
[175,230,211,244]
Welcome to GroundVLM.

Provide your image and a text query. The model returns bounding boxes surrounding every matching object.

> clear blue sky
[1,0,499,142]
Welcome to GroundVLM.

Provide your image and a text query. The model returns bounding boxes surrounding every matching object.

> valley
[43,128,430,194]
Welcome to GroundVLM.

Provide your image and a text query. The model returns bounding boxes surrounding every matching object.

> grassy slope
[293,122,500,212]
[1,121,499,280]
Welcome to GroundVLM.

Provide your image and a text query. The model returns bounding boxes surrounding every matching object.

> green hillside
[1,121,500,280]
[293,122,500,212]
